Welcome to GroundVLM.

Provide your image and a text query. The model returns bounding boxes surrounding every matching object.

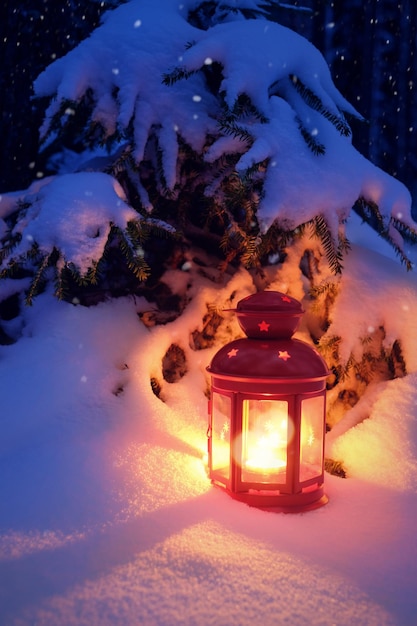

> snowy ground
[1,231,417,625]
[1,0,417,621]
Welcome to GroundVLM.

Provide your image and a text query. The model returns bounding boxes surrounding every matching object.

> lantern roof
[207,337,329,381]
[227,290,304,339]
[236,290,303,314]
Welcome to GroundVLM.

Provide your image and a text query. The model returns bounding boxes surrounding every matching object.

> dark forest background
[1,0,416,208]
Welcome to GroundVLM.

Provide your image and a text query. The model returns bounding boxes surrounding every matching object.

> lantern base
[218,484,328,513]
[262,494,329,514]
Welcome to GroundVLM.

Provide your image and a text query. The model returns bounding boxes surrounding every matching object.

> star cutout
[258,320,270,332]
[227,348,239,358]
[281,295,291,303]
[278,350,291,361]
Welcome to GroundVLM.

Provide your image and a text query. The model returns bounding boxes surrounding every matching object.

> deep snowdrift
[1,246,417,625]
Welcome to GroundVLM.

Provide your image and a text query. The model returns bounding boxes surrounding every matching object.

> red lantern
[206,291,329,511]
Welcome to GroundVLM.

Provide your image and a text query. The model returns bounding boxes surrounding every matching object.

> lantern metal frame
[206,291,329,512]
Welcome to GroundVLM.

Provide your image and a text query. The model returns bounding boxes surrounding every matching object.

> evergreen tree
[1,0,416,307]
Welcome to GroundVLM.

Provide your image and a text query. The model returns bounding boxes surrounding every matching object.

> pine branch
[259,222,305,261]
[162,66,198,86]
[54,270,70,301]
[222,93,268,124]
[40,91,104,147]
[215,198,262,270]
[338,229,351,254]
[84,260,102,286]
[217,95,268,146]
[218,245,240,272]
[390,216,417,245]
[204,152,241,196]
[337,358,354,383]
[296,116,326,155]
[0,258,20,280]
[0,232,22,265]
[239,160,266,184]
[310,279,339,301]
[353,198,414,270]
[65,262,93,288]
[140,218,178,240]
[353,197,385,232]
[324,458,347,478]
[106,144,134,177]
[316,334,351,382]
[386,238,413,271]
[217,119,253,144]
[112,225,151,282]
[318,333,341,354]
[240,235,261,267]
[25,250,55,306]
[354,350,385,384]
[155,143,170,194]
[290,74,352,137]
[311,215,344,274]
[43,98,80,139]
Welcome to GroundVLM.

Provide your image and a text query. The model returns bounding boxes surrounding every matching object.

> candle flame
[245,431,287,472]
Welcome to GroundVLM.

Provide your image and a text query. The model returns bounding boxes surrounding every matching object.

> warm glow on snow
[0,267,416,624]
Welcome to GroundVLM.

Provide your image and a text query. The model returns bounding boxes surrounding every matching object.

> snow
[327,374,417,492]
[31,0,415,241]
[2,173,138,276]
[324,243,417,370]
[175,18,358,116]
[34,0,218,170]
[1,1,417,623]
[1,241,417,625]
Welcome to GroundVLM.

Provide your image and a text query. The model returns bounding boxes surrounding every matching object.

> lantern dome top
[236,290,303,313]
[228,290,303,339]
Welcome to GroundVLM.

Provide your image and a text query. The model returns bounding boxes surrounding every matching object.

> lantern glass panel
[241,399,289,483]
[300,395,325,481]
[211,392,231,480]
